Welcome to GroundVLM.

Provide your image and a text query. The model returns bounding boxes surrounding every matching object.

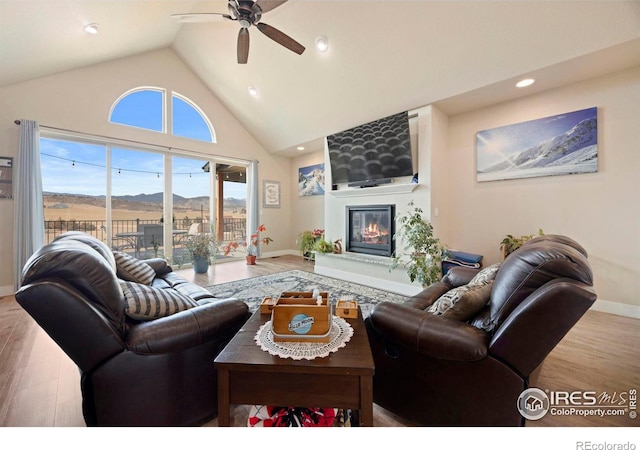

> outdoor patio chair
[138,224,163,252]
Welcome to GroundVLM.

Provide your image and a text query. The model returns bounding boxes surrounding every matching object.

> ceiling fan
[171,0,305,64]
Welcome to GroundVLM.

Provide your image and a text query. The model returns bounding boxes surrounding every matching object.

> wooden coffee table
[214,307,375,426]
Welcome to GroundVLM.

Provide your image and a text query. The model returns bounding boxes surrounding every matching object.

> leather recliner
[15,232,250,426]
[365,235,596,426]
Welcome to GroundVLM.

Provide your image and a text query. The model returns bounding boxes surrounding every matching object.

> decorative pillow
[468,263,501,286]
[119,280,198,321]
[113,251,156,285]
[428,282,493,322]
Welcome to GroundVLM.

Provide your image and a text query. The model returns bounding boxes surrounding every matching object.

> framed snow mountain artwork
[298,163,325,196]
[476,107,598,182]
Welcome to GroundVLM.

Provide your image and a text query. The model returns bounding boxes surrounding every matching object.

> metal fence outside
[43,217,247,246]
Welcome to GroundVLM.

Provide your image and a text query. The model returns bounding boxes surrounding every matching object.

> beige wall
[290,150,325,254]
[0,48,292,294]
[433,66,640,316]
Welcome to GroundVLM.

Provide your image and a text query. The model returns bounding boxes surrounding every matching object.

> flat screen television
[327,111,414,187]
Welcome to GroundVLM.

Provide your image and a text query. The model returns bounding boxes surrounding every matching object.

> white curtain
[248,159,260,255]
[13,120,44,290]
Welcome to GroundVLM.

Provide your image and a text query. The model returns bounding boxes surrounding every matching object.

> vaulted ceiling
[2,1,640,157]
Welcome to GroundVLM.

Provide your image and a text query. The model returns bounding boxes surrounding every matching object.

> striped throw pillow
[113,251,156,285]
[119,280,198,321]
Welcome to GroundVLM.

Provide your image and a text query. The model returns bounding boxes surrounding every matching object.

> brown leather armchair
[15,232,250,426]
[365,235,596,426]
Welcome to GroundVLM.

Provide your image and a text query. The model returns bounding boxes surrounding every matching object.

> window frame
[109,87,215,144]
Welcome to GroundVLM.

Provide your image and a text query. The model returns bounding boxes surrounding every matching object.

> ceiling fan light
[315,36,329,53]
[83,23,99,34]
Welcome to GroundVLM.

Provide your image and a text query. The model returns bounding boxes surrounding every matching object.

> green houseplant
[500,228,544,259]
[390,201,444,286]
[222,224,273,265]
[185,229,216,273]
[314,236,335,254]
[297,228,324,260]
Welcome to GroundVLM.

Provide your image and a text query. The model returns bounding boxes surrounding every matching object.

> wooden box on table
[270,292,331,343]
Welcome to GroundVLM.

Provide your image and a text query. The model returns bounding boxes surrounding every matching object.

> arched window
[109,87,215,143]
[172,92,215,143]
[110,87,165,132]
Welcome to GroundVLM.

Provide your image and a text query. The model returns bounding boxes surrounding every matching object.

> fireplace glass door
[346,205,394,257]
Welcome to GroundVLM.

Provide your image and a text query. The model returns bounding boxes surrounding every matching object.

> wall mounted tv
[327,111,415,187]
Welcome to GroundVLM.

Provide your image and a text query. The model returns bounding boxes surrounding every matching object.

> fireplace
[345,204,395,257]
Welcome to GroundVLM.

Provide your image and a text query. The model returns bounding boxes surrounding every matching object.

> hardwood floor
[1,254,638,428]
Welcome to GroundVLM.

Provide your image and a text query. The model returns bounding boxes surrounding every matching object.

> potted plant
[297,228,324,260]
[500,229,544,259]
[185,229,216,274]
[390,201,444,286]
[222,224,273,265]
[314,236,334,254]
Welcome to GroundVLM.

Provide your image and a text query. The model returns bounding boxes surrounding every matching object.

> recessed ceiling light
[83,23,99,35]
[315,36,329,53]
[516,78,535,88]
[248,86,259,97]
[297,146,305,151]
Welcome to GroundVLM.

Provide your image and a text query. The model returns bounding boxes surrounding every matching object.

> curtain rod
[13,119,253,165]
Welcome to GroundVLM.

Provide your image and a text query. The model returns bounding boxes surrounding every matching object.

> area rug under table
[205,269,409,318]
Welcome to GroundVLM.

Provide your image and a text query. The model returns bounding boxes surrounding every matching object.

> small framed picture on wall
[263,180,280,208]
[0,157,13,199]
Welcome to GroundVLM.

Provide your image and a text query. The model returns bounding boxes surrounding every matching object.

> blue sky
[41,88,246,199]
[40,140,246,199]
[476,107,597,171]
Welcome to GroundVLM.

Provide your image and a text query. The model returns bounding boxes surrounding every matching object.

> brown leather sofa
[15,232,250,426]
[365,235,596,426]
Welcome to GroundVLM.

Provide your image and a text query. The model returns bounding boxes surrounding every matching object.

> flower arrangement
[222,224,273,257]
[297,228,324,258]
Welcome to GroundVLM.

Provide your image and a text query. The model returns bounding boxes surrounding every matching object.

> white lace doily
[255,316,354,360]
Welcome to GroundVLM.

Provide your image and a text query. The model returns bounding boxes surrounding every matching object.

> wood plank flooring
[1,254,638,427]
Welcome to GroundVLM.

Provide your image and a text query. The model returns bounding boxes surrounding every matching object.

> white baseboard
[590,298,640,319]
[0,285,14,297]
[261,249,299,259]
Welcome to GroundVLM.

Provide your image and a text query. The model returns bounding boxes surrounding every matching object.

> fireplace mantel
[329,183,419,198]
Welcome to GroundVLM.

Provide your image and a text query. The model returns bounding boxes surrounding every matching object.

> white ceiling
[2,1,640,157]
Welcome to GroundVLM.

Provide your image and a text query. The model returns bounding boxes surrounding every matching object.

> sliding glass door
[40,138,107,245]
[171,156,213,264]
[110,147,164,258]
[40,134,253,267]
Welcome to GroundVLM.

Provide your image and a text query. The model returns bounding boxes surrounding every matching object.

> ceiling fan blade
[171,13,233,23]
[237,28,250,64]
[227,0,239,18]
[256,22,305,55]
[255,0,289,14]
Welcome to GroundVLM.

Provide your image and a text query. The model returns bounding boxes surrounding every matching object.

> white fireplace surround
[316,105,442,295]
[314,252,423,296]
